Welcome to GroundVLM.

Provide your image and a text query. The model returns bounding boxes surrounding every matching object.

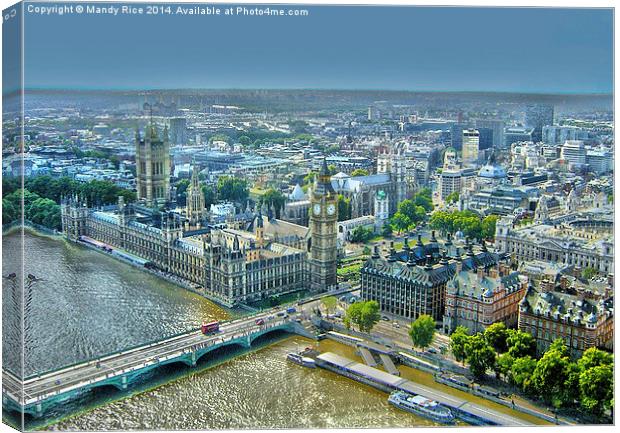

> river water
[2,231,542,430]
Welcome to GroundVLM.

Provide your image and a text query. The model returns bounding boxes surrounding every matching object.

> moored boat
[286,352,316,368]
[388,390,455,424]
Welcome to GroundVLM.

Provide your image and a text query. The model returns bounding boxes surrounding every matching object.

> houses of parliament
[61,122,338,307]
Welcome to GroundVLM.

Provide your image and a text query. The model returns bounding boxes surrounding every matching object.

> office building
[462,129,480,164]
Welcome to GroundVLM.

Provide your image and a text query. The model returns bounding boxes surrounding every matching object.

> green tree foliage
[577,347,613,371]
[529,339,575,407]
[446,191,459,204]
[327,164,337,175]
[381,223,393,238]
[175,179,190,206]
[450,326,470,364]
[202,185,217,208]
[303,172,316,185]
[495,353,514,381]
[429,210,499,240]
[481,215,500,239]
[2,199,18,224]
[321,296,338,314]
[238,135,251,147]
[465,334,496,379]
[350,226,374,243]
[344,300,381,333]
[391,212,411,234]
[506,329,537,359]
[409,315,436,349]
[350,168,369,177]
[484,322,509,353]
[26,198,62,230]
[337,194,351,221]
[259,188,286,218]
[414,188,434,212]
[217,176,249,203]
[581,266,598,281]
[510,356,537,390]
[209,133,230,144]
[579,364,614,415]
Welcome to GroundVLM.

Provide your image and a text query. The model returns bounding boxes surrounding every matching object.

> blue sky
[21,4,613,94]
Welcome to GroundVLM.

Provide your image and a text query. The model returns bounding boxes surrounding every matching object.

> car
[392,322,400,328]
[382,316,390,321]
[267,315,274,321]
[295,318,302,323]
[276,312,285,317]
[427,348,438,354]
[255,318,265,326]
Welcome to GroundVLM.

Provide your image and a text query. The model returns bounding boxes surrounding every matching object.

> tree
[217,176,249,203]
[581,267,598,281]
[465,334,496,379]
[175,179,190,206]
[450,326,470,364]
[446,191,459,204]
[481,214,500,239]
[260,188,286,218]
[530,339,573,407]
[303,171,316,185]
[209,133,230,144]
[506,329,537,359]
[2,198,17,224]
[327,164,337,175]
[344,300,380,333]
[350,168,369,177]
[337,195,351,221]
[381,223,393,238]
[350,226,374,243]
[409,315,436,350]
[238,135,251,147]
[321,296,338,314]
[484,322,509,353]
[510,356,537,390]
[413,188,434,212]
[577,347,613,371]
[391,212,411,234]
[202,185,217,208]
[579,364,614,415]
[495,353,514,381]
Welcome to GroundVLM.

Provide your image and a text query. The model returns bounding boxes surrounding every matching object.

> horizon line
[9,87,614,97]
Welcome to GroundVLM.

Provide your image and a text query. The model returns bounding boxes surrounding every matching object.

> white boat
[286,352,316,368]
[388,390,455,424]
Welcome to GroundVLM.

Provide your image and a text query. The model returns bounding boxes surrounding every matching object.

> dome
[478,164,507,179]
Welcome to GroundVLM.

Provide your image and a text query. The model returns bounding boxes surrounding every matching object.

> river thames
[3,230,542,430]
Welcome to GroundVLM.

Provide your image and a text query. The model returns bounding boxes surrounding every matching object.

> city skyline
[19,5,613,94]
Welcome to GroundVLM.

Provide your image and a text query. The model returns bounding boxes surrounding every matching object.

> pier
[313,352,532,426]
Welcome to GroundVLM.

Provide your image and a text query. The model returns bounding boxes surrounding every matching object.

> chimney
[560,275,569,290]
[488,266,499,279]
[477,267,485,280]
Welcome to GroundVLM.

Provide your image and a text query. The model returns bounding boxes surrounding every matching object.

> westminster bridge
[2,310,314,417]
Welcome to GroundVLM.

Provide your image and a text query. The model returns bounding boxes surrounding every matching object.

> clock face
[313,204,321,215]
[327,204,336,215]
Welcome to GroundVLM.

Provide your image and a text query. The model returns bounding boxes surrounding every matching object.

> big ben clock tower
[309,158,338,293]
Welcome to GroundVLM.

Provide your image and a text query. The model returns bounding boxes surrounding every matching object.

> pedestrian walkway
[379,353,399,376]
[358,347,377,367]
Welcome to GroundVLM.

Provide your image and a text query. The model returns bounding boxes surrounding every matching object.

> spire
[387,241,397,262]
[372,244,380,259]
[403,236,410,251]
[233,235,240,251]
[417,233,424,247]
[406,250,416,267]
[320,156,329,176]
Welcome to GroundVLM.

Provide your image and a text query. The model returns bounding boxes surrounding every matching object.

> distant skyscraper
[450,122,471,150]
[169,117,187,146]
[524,104,554,142]
[560,140,587,166]
[476,127,494,151]
[474,119,505,148]
[462,129,480,164]
[135,122,171,206]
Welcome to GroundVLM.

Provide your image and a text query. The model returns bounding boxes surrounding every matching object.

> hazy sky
[21,4,613,93]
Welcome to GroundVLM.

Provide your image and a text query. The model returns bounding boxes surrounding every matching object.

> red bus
[201,321,220,335]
